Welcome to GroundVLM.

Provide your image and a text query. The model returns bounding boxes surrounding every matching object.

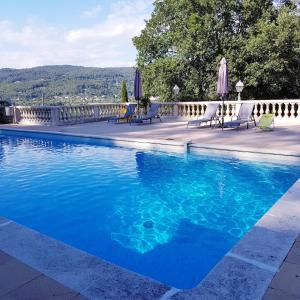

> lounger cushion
[131,118,144,123]
[188,118,212,125]
[223,120,241,127]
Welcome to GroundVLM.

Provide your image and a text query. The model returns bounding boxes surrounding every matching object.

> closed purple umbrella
[217,57,229,129]
[134,69,142,116]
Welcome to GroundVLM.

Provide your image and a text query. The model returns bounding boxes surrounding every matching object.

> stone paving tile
[81,264,170,300]
[1,275,79,300]
[171,286,219,300]
[263,288,300,300]
[0,252,88,300]
[285,242,300,266]
[83,280,169,300]
[0,250,13,265]
[261,235,300,300]
[72,295,88,300]
[269,262,300,297]
[172,256,273,300]
[0,259,41,297]
[282,181,300,204]
[229,215,297,271]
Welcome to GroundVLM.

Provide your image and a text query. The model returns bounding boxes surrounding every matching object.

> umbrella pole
[222,96,224,130]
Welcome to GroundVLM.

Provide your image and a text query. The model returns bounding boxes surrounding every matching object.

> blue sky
[0,0,153,68]
[0,0,109,28]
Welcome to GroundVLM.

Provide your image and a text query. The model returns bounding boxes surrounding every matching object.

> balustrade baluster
[232,103,236,117]
[190,105,194,117]
[198,105,202,117]
[229,104,233,117]
[268,103,273,114]
[290,103,295,118]
[287,103,292,118]
[278,103,283,117]
[195,104,199,117]
[295,102,299,118]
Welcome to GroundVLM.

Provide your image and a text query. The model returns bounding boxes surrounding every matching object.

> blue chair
[131,103,161,124]
[223,103,256,129]
[108,104,136,124]
[187,103,220,128]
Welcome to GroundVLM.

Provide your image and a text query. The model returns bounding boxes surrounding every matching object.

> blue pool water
[0,130,299,289]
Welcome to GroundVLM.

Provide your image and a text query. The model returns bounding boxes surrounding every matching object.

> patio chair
[187,103,220,128]
[131,103,162,124]
[256,114,275,131]
[108,104,136,124]
[223,103,256,129]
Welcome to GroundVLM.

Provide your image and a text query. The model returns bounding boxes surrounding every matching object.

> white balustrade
[16,106,53,125]
[12,99,300,126]
[175,100,300,122]
[157,102,176,117]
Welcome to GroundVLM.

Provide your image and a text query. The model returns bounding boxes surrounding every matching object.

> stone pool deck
[0,250,86,299]
[263,234,300,300]
[1,120,300,156]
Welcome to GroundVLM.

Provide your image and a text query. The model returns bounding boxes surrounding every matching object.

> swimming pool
[0,130,299,289]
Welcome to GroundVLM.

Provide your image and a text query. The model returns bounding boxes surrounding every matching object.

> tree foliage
[133,0,300,101]
[121,80,129,102]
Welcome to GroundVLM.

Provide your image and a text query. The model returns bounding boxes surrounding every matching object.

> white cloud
[82,4,102,19]
[0,0,153,69]
[68,0,151,42]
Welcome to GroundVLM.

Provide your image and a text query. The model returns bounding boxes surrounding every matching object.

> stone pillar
[173,103,179,117]
[13,107,21,124]
[51,107,60,126]
[93,105,100,120]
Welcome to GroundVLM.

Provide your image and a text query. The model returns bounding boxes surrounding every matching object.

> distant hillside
[0,65,135,105]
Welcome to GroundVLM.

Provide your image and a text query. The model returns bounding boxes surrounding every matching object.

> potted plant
[140,96,151,115]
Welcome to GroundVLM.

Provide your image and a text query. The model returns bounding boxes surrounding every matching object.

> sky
[0,0,153,69]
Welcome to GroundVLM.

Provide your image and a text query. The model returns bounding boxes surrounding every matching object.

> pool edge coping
[0,127,299,299]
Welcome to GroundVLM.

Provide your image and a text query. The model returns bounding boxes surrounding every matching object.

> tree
[133,0,300,101]
[243,5,300,99]
[121,80,129,103]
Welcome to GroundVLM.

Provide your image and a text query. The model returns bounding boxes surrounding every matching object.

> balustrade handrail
[171,99,300,105]
[16,105,59,109]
